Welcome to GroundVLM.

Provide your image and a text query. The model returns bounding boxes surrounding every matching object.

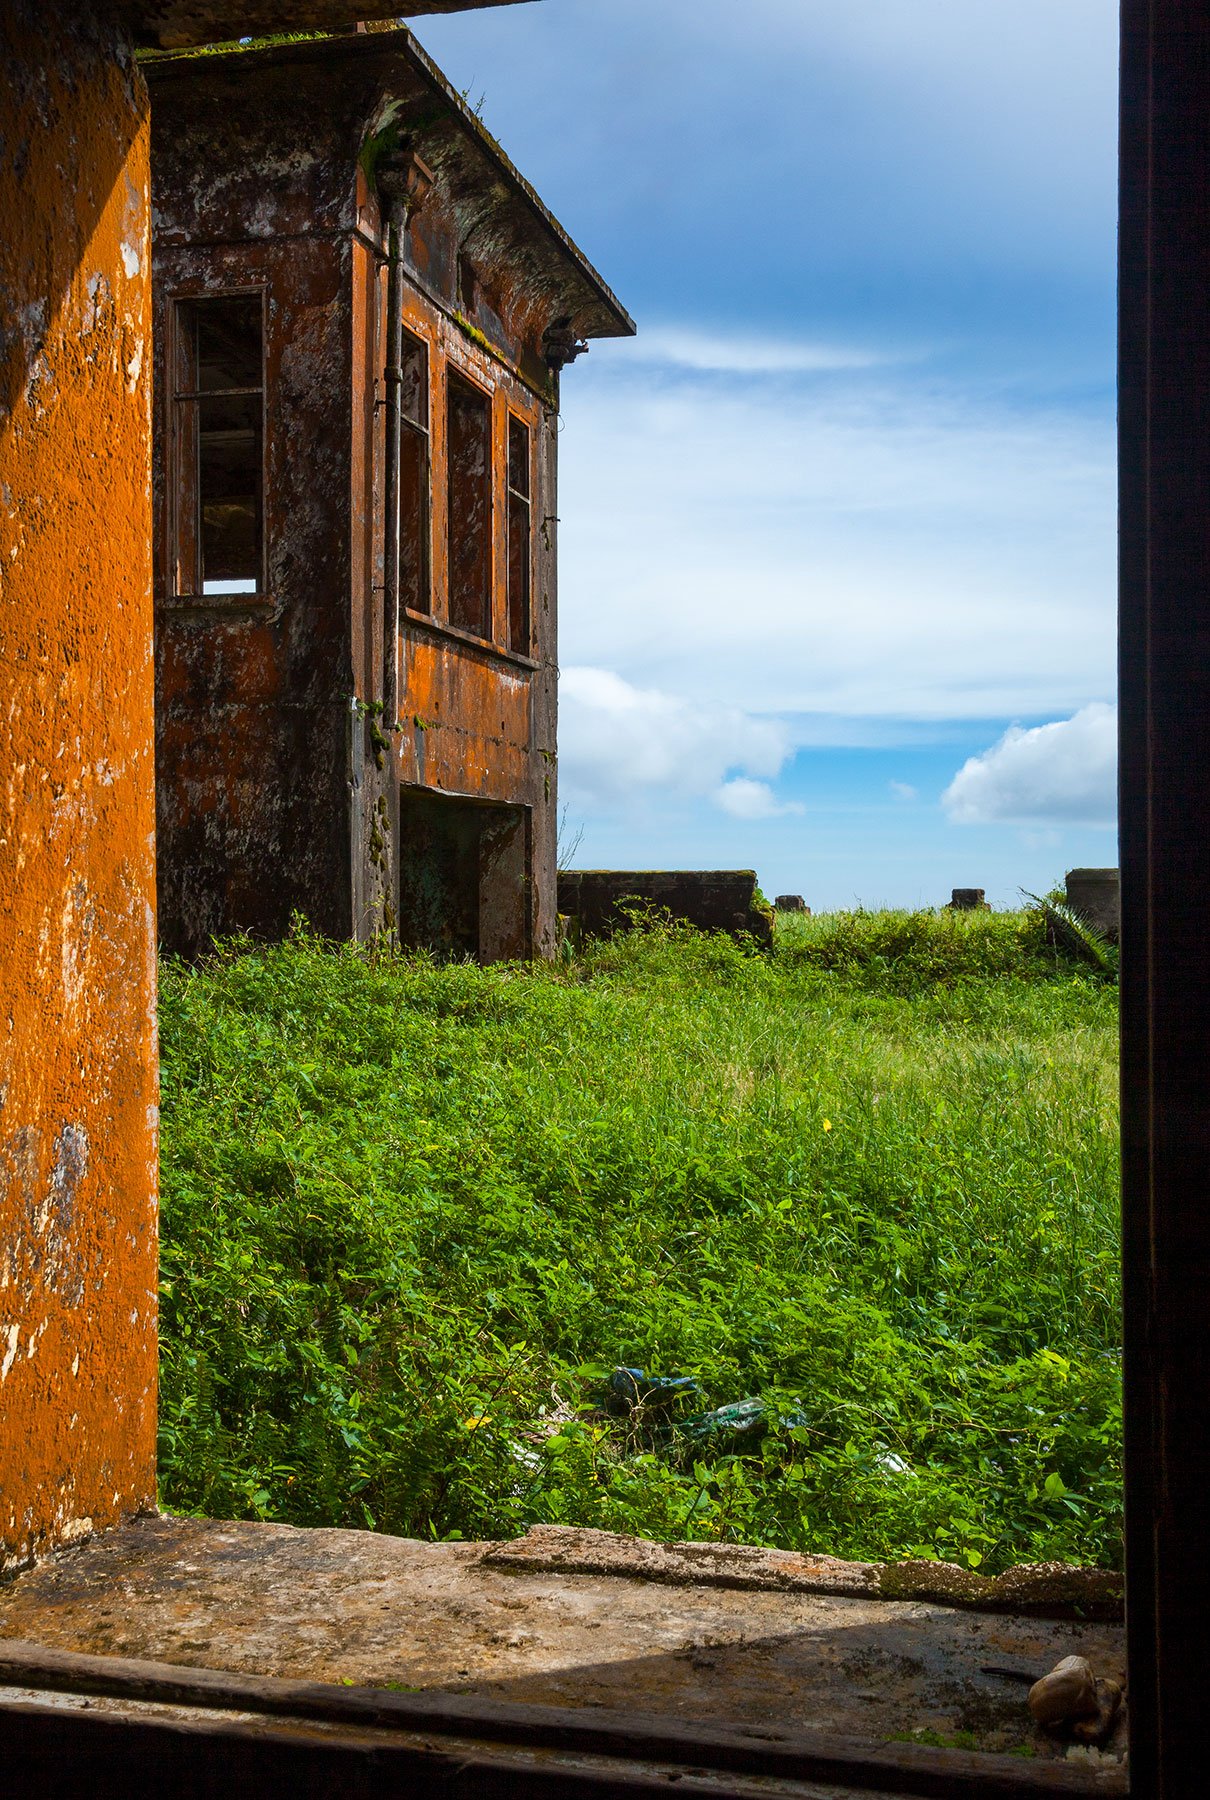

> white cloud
[626,327,886,375]
[941,703,1116,826]
[558,667,789,808]
[715,778,804,821]
[559,360,1115,725]
[888,780,918,801]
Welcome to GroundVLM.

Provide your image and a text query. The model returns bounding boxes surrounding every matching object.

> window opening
[172,295,263,596]
[446,371,492,638]
[399,329,431,615]
[507,414,532,655]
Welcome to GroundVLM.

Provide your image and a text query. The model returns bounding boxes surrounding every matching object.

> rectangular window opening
[446,372,492,639]
[172,295,264,597]
[507,414,532,656]
[399,329,431,615]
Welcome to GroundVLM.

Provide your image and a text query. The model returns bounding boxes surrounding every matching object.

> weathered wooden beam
[131,2,535,53]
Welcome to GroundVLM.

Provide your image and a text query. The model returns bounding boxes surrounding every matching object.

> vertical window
[446,372,492,639]
[399,329,431,614]
[172,295,263,596]
[507,415,531,656]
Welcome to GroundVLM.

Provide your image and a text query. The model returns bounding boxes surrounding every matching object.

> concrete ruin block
[775,895,808,913]
[949,888,989,910]
[558,871,774,948]
[1065,868,1120,942]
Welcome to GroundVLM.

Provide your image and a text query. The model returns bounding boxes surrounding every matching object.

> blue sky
[412,0,1119,909]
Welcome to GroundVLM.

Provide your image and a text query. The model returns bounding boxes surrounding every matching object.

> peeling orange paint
[0,3,158,1569]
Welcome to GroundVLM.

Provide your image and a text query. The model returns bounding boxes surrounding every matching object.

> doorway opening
[398,790,530,963]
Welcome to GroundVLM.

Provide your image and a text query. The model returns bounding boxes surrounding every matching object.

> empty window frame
[507,414,532,655]
[446,371,492,639]
[399,328,431,615]
[171,295,264,596]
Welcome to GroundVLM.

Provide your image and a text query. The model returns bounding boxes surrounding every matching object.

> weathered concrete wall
[0,1,158,1568]
[1066,868,1120,942]
[559,872,775,948]
[148,34,624,962]
[151,235,355,957]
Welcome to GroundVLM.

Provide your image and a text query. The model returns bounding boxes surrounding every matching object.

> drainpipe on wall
[375,149,433,725]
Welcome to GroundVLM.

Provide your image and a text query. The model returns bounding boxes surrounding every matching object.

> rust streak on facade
[146,29,632,962]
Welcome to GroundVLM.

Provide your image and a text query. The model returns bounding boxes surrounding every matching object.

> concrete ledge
[0,1513,1126,1772]
[483,1527,1125,1622]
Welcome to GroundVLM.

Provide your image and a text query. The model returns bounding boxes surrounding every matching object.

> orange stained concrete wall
[0,4,158,1568]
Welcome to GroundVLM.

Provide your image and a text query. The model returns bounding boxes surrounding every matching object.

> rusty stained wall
[381,288,561,959]
[343,76,577,959]
[149,37,616,960]
[0,1,158,1568]
[152,237,356,956]
[149,55,373,957]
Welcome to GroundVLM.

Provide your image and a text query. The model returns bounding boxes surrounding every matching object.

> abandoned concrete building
[5,2,1210,1794]
[146,30,632,960]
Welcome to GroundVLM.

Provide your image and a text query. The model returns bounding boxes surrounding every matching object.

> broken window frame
[398,325,432,618]
[506,412,532,657]
[168,291,266,601]
[444,366,495,642]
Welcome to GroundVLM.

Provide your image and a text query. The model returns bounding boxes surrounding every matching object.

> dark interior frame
[1118,2,1210,1791]
[2,4,1201,1793]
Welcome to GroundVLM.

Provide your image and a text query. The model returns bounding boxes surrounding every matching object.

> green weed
[157,910,1121,1570]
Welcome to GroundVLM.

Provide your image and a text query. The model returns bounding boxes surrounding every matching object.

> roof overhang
[144,26,635,344]
[127,3,534,52]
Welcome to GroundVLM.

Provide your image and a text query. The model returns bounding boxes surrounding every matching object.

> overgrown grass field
[157,910,1121,1573]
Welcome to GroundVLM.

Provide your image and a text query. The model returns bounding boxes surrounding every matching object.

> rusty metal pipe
[380,192,406,722]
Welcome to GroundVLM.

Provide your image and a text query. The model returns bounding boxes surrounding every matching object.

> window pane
[199,393,260,590]
[446,374,492,638]
[191,297,262,392]
[508,414,530,499]
[400,428,430,615]
[507,415,531,652]
[401,331,428,429]
[398,330,430,614]
[508,490,530,654]
[173,295,264,597]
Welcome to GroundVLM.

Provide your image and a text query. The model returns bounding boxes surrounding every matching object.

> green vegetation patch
[158,909,1121,1571]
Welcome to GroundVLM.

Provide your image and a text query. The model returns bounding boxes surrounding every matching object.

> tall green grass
[157,909,1121,1571]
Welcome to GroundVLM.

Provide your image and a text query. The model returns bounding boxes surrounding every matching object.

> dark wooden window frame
[167,288,267,602]
[506,410,533,656]
[399,323,432,616]
[444,363,495,642]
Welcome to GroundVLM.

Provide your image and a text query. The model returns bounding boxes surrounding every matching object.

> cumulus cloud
[558,666,790,808]
[715,778,804,820]
[941,702,1116,825]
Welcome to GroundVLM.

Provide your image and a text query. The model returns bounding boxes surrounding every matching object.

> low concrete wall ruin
[558,871,774,947]
[1066,868,1120,942]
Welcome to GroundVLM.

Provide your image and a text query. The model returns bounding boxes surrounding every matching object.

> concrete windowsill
[403,609,539,671]
[0,1516,1126,1794]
